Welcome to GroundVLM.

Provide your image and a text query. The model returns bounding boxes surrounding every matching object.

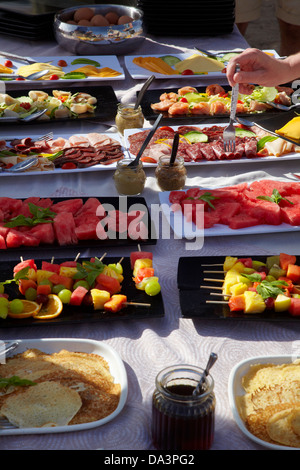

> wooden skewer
[100,252,107,261]
[51,256,55,264]
[74,253,81,262]
[206,300,228,305]
[201,263,223,267]
[125,302,151,307]
[203,278,224,283]
[118,257,124,264]
[203,270,226,274]
[210,292,231,297]
[200,285,224,290]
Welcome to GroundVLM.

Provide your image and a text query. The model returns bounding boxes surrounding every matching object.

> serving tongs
[127,113,163,168]
[0,341,20,361]
[0,51,37,64]
[134,75,155,109]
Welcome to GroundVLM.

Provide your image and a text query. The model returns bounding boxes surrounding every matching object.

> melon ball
[74,7,94,22]
[118,15,133,25]
[105,12,119,25]
[90,14,110,26]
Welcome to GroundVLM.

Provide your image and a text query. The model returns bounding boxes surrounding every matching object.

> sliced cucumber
[184,131,208,143]
[235,127,256,138]
[257,135,278,151]
[219,52,240,63]
[159,55,181,66]
[184,92,209,103]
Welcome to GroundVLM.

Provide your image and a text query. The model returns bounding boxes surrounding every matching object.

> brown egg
[67,20,77,25]
[74,7,94,22]
[90,14,110,26]
[105,12,119,25]
[118,15,133,25]
[77,19,91,26]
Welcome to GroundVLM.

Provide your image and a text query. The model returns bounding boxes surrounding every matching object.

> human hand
[226,48,290,94]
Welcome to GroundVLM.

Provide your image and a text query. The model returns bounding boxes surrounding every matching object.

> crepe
[0,348,121,428]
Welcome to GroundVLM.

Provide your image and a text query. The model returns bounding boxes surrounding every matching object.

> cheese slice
[133,57,175,75]
[276,117,300,142]
[174,54,224,73]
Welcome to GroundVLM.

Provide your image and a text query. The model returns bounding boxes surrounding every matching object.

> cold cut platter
[177,254,300,321]
[0,131,124,175]
[124,123,300,167]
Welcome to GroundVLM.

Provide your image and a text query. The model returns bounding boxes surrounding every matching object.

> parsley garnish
[198,192,219,209]
[0,376,36,388]
[72,257,105,287]
[256,279,288,299]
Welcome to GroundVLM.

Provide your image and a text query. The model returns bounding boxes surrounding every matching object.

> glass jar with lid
[113,158,146,195]
[155,155,187,191]
[151,364,215,450]
[115,103,144,135]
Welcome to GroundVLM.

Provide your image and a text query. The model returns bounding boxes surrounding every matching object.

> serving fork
[223,65,240,152]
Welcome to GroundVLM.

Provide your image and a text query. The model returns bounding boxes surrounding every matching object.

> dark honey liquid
[152,383,215,450]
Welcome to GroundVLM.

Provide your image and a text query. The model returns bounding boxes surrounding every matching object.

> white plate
[124,124,300,167]
[228,355,300,450]
[0,131,124,176]
[125,50,279,79]
[158,189,300,239]
[0,55,125,83]
[0,338,128,435]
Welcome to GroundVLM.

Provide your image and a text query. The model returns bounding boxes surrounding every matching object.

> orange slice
[32,294,63,320]
[8,300,42,319]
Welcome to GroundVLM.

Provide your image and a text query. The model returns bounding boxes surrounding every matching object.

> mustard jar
[115,103,144,135]
[113,158,146,195]
[155,155,187,191]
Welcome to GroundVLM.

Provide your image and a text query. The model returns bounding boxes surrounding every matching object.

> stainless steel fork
[36,131,53,142]
[223,65,240,152]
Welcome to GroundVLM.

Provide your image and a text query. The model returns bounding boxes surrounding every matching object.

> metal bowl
[54,4,145,55]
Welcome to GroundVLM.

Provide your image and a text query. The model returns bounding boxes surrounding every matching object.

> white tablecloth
[1,27,300,452]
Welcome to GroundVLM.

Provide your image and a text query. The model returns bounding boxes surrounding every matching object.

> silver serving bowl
[54,4,145,55]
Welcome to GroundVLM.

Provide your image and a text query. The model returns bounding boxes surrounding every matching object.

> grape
[0,297,9,307]
[0,305,8,319]
[9,299,24,314]
[25,287,37,301]
[52,284,66,294]
[36,294,49,305]
[39,279,53,289]
[73,280,89,290]
[145,279,161,296]
[58,289,72,304]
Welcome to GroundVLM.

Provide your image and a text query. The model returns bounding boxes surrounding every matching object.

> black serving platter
[177,255,300,321]
[1,195,156,259]
[1,256,164,327]
[139,86,290,123]
[1,86,118,124]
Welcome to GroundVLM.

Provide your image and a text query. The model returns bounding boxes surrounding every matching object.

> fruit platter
[0,250,164,327]
[0,195,156,254]
[124,123,300,166]
[0,85,118,123]
[159,179,300,238]
[177,253,300,320]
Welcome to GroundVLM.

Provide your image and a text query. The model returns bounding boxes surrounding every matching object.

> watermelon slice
[0,234,6,249]
[228,213,260,230]
[130,251,153,269]
[28,223,55,244]
[51,198,83,214]
[73,197,101,217]
[53,212,78,245]
[0,197,22,219]
[70,286,89,306]
[6,229,40,248]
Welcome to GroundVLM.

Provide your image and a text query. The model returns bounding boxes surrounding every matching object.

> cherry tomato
[16,77,25,81]
[4,60,13,68]
[20,102,31,110]
[57,60,67,67]
[159,126,174,133]
[180,97,188,103]
[61,162,77,170]
[5,163,14,169]
[49,74,59,80]
[181,69,194,75]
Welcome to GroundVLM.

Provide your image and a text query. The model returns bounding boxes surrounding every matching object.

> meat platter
[0,131,125,175]
[124,122,300,167]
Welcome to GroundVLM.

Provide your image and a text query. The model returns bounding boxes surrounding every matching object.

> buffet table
[1,26,300,452]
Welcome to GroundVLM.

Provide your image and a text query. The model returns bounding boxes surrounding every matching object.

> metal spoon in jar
[193,352,218,396]
[134,74,155,110]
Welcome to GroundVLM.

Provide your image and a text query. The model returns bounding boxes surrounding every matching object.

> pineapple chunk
[243,291,266,314]
[223,256,238,271]
[59,266,78,278]
[229,282,248,296]
[90,289,111,310]
[36,269,55,284]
